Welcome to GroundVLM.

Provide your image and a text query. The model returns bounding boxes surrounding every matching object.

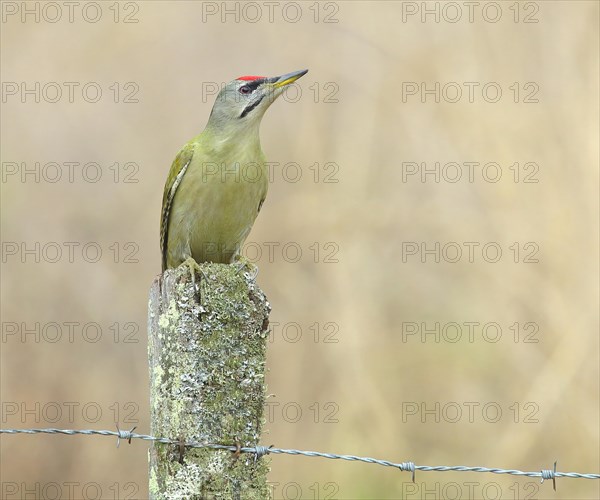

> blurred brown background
[1,1,598,499]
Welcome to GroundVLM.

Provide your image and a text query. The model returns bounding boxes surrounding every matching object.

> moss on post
[147,261,270,499]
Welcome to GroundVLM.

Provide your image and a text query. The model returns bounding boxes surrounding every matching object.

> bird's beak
[271,69,308,88]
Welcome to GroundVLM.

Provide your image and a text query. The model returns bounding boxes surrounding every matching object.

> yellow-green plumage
[161,132,267,270]
[160,70,307,271]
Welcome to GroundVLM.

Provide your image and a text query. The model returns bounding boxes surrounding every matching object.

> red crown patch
[237,75,266,81]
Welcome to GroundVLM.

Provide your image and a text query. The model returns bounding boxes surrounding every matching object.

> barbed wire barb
[2,427,600,491]
[541,460,558,491]
[115,423,136,448]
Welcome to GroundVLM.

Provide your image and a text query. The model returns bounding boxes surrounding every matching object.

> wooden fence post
[147,262,270,499]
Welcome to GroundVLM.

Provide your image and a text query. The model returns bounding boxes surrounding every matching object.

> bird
[160,69,308,273]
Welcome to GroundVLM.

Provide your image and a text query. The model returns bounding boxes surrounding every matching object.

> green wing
[160,142,195,271]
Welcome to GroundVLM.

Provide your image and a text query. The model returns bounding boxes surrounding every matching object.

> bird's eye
[239,85,252,95]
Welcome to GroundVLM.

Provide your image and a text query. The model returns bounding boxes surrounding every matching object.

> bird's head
[206,69,308,133]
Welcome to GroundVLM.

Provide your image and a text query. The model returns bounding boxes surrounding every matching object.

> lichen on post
[147,261,270,499]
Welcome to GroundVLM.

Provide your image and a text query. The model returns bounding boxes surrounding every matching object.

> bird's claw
[181,257,207,305]
[233,257,259,280]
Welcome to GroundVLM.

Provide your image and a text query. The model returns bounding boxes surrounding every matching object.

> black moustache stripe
[240,96,264,119]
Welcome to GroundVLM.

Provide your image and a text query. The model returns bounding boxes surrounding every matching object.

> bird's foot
[181,257,206,300]
[233,256,259,281]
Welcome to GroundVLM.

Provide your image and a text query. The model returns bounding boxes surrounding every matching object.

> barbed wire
[2,427,600,491]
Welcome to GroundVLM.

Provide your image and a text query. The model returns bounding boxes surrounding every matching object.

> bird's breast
[168,150,269,264]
